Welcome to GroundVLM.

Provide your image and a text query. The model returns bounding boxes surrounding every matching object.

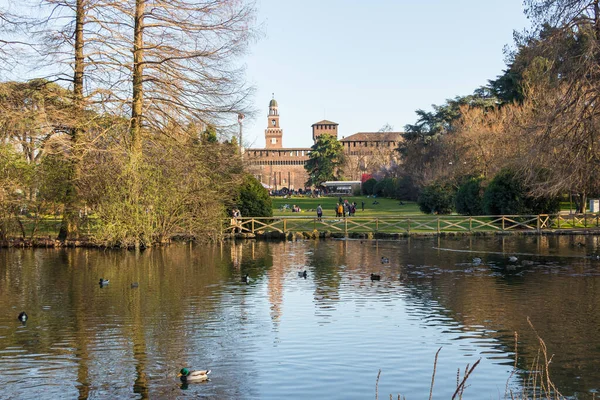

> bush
[374,178,395,197]
[483,169,560,215]
[394,175,419,201]
[455,177,484,215]
[417,182,455,214]
[362,178,377,195]
[237,175,272,217]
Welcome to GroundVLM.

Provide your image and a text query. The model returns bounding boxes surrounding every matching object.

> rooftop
[311,120,338,126]
[340,132,404,142]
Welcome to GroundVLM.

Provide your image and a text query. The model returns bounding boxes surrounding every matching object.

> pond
[1,235,600,399]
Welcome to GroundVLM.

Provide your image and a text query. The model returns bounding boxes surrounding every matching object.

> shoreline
[3,228,600,248]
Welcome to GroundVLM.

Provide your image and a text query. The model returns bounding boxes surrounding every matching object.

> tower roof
[269,98,278,108]
[311,120,338,126]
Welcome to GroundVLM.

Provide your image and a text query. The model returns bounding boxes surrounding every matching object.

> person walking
[316,204,323,221]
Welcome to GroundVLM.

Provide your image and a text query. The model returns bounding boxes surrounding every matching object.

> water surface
[1,235,599,399]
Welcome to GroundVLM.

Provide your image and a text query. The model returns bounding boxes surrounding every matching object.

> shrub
[455,177,484,215]
[237,175,272,217]
[374,178,395,197]
[483,169,560,215]
[362,178,377,195]
[394,175,419,201]
[417,182,455,214]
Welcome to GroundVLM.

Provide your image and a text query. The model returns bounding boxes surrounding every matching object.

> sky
[243,0,531,149]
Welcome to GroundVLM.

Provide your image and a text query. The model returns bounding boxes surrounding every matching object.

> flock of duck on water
[13,252,531,386]
[16,278,210,385]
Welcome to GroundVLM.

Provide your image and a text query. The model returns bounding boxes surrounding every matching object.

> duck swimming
[370,273,381,281]
[298,270,307,278]
[18,312,28,322]
[99,278,109,287]
[178,368,211,383]
[381,257,390,264]
[241,274,249,283]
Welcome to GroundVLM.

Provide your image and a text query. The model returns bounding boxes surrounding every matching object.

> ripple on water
[0,239,599,398]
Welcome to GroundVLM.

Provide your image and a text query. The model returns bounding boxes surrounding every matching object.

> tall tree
[516,0,600,212]
[305,134,345,187]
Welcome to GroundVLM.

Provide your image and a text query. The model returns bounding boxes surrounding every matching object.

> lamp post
[237,113,244,156]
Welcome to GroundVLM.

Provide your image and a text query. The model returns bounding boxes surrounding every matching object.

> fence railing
[224,214,600,235]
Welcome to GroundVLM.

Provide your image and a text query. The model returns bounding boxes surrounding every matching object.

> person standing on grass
[317,204,323,221]
[361,201,365,212]
[337,203,344,218]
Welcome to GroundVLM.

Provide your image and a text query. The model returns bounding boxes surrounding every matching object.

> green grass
[271,196,421,217]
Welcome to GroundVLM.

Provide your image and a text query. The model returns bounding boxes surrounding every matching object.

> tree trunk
[58,0,85,241]
[595,0,600,42]
[130,0,145,158]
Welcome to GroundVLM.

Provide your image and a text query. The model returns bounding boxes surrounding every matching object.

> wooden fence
[224,214,600,235]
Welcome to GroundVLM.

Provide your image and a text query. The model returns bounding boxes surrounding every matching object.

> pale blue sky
[244,0,531,149]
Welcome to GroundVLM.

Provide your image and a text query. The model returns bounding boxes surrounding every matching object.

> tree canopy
[304,134,345,187]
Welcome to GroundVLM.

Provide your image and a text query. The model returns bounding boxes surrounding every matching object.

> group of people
[335,199,358,217]
[291,205,302,212]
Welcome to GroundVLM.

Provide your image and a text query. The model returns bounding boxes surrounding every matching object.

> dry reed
[378,319,570,400]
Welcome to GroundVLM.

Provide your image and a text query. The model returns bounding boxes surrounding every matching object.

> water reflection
[0,236,599,398]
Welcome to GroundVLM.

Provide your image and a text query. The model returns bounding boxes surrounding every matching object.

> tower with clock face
[265,95,283,149]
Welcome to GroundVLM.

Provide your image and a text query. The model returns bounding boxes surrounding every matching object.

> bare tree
[518,0,600,211]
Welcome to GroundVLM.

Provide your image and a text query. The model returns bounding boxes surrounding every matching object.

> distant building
[245,97,402,191]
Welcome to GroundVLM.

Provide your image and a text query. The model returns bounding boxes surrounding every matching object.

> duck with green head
[178,368,211,382]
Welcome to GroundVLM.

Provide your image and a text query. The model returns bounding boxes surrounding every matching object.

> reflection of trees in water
[310,241,344,306]
[0,245,260,399]
[398,235,600,398]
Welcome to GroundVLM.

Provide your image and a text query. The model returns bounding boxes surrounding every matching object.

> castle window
[271,138,277,144]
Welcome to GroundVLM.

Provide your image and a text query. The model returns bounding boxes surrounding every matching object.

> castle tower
[311,119,339,143]
[265,95,283,149]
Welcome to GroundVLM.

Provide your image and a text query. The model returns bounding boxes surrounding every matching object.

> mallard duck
[178,368,211,382]
[381,257,390,264]
[18,311,28,322]
[241,274,249,283]
[99,278,109,286]
[370,273,381,281]
[298,270,307,278]
[508,256,518,263]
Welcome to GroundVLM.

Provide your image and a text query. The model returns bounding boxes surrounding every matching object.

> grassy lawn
[271,196,422,217]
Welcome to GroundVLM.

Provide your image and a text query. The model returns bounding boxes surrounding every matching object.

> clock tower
[265,95,283,149]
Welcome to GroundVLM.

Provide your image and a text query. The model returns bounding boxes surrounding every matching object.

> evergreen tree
[304,134,345,187]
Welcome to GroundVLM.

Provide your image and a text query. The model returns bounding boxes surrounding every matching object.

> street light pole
[237,113,244,156]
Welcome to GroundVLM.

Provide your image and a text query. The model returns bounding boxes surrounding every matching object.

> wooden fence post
[537,215,540,233]
[437,218,440,233]
[407,219,411,234]
[375,218,379,233]
[344,217,348,237]
[502,216,505,231]
[252,218,255,233]
[283,219,287,233]
[469,217,472,232]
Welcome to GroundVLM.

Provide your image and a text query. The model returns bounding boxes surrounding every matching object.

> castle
[245,97,403,191]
